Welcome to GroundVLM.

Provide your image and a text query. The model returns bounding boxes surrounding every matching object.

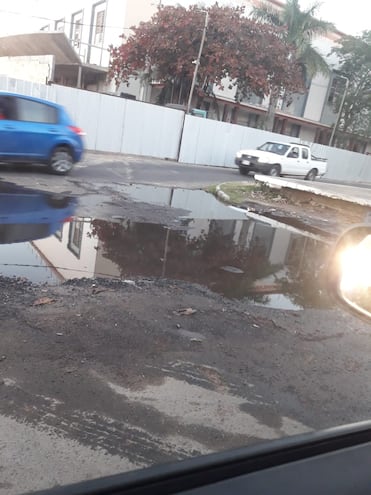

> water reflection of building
[32,211,326,311]
[33,219,102,281]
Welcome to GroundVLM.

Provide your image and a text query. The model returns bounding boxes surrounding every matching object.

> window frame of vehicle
[15,97,59,125]
[288,147,299,158]
[302,148,309,160]
[0,95,17,121]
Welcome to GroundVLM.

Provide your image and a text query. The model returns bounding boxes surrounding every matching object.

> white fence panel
[53,85,80,122]
[95,94,126,153]
[312,143,371,182]
[73,90,101,150]
[179,115,299,167]
[179,115,371,182]
[0,76,58,101]
[121,100,184,160]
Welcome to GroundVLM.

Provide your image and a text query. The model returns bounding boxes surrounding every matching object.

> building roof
[0,32,81,65]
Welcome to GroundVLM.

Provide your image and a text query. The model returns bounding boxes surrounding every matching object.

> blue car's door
[12,97,60,160]
[0,95,19,156]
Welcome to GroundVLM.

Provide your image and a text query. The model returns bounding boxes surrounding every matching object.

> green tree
[331,31,371,144]
[109,4,304,113]
[252,0,334,131]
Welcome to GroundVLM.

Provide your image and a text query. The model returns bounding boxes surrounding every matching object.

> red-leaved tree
[109,4,304,109]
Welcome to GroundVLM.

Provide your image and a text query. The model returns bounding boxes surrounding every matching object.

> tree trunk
[212,94,221,121]
[263,87,280,131]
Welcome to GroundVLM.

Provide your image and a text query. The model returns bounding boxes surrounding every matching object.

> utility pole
[186,11,209,114]
[329,75,350,147]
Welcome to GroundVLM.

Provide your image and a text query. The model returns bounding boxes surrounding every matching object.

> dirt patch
[214,182,371,237]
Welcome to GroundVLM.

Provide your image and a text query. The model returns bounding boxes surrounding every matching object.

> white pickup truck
[235,141,327,180]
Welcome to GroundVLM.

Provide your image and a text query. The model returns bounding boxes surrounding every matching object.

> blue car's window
[16,98,58,124]
[0,95,17,120]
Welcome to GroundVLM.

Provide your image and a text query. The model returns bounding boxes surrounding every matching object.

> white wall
[0,75,57,100]
[303,73,330,121]
[0,56,54,84]
[299,127,316,143]
[312,144,371,182]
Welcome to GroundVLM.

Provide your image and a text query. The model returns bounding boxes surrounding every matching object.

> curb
[215,183,230,202]
[254,175,371,209]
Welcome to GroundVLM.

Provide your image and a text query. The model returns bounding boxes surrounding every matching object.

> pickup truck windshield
[258,142,290,155]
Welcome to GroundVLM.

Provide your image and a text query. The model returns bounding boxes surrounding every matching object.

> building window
[290,124,301,138]
[327,76,345,106]
[55,18,65,32]
[94,9,105,45]
[68,221,84,258]
[71,11,83,48]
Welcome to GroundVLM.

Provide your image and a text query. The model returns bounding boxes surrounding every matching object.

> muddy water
[0,182,332,310]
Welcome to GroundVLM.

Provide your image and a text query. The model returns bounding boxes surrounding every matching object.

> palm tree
[252,0,335,131]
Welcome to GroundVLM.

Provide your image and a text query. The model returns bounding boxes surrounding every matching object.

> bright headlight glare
[339,238,371,292]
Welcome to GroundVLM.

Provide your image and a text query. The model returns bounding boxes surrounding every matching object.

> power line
[0,8,134,31]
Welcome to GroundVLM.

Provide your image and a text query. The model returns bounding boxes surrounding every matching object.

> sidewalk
[254,175,371,208]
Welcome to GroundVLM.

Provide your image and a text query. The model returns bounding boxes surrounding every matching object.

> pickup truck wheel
[305,168,318,181]
[268,165,281,177]
[239,167,248,176]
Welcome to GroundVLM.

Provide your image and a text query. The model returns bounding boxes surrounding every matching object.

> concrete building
[38,0,157,93]
[0,0,157,93]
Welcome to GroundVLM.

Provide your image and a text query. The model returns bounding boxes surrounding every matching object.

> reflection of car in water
[0,182,77,243]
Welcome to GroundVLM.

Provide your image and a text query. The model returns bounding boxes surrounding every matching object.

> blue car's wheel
[49,146,73,175]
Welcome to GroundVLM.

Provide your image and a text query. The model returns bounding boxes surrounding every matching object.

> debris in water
[176,308,197,316]
[33,297,56,306]
[220,266,244,274]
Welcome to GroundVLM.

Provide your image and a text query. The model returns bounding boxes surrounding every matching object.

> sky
[0,0,369,37]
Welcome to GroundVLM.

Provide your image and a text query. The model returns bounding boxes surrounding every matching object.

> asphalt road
[0,152,247,194]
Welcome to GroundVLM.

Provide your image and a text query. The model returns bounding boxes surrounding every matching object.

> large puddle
[0,182,333,311]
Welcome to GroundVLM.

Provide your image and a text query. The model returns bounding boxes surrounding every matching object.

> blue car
[0,92,84,175]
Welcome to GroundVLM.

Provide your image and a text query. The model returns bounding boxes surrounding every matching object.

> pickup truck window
[288,147,299,158]
[302,148,309,159]
[258,142,290,155]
